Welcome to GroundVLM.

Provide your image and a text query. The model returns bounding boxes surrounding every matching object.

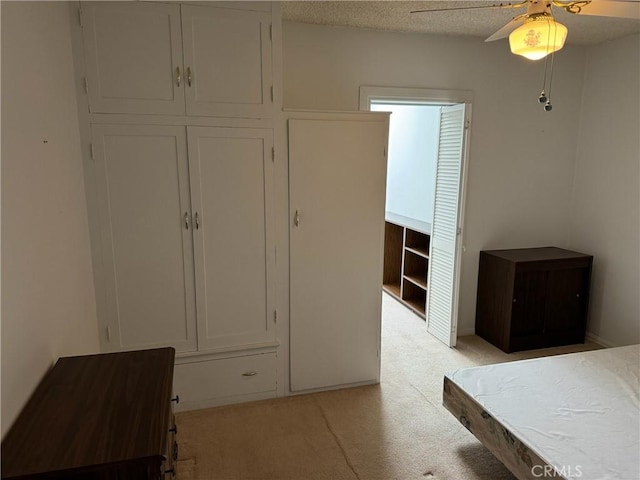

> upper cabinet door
[81,2,185,115]
[181,5,273,119]
[187,127,275,350]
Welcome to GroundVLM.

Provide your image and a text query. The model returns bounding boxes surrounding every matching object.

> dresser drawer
[173,353,277,411]
[160,412,178,479]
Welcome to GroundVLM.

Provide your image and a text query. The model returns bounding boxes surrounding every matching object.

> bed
[443,345,640,480]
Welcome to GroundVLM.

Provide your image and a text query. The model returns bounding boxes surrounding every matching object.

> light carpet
[176,293,601,480]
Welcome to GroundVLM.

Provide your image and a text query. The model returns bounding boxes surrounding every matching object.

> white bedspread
[447,345,640,480]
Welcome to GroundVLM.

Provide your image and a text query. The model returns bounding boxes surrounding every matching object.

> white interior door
[426,104,468,347]
[289,115,389,392]
[92,124,196,352]
[181,5,272,118]
[81,2,185,115]
[187,127,275,350]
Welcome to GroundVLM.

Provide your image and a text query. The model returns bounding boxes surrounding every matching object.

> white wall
[371,103,439,225]
[568,34,640,347]
[1,2,100,437]
[283,22,586,335]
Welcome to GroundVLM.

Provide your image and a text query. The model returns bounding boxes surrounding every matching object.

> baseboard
[457,329,617,348]
[457,327,475,337]
[585,331,618,348]
[288,378,379,396]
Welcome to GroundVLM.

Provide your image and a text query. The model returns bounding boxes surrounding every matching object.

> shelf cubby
[382,222,404,296]
[401,280,427,318]
[405,229,430,257]
[382,216,431,319]
[403,250,428,289]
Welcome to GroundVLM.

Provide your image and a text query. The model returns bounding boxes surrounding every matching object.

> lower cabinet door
[511,270,547,338]
[544,268,590,333]
[92,124,197,353]
[173,353,277,410]
[187,127,276,350]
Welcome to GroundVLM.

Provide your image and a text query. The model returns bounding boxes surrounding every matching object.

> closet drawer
[174,353,276,410]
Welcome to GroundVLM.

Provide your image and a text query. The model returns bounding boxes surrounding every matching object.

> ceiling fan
[412,1,640,61]
[411,0,640,110]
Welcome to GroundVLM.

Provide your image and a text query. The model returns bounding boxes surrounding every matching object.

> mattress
[443,345,640,480]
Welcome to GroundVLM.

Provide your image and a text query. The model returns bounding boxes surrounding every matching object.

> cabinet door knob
[194,212,200,230]
[242,371,258,377]
[294,210,300,227]
[171,395,180,404]
[176,66,181,87]
[169,425,177,434]
[512,298,517,303]
[165,468,176,477]
[187,67,193,87]
[576,293,581,298]
[184,212,190,230]
[173,441,179,461]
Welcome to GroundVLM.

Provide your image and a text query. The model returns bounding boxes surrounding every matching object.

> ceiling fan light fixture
[508,15,568,61]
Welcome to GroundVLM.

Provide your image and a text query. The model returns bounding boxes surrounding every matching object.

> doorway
[360,86,472,347]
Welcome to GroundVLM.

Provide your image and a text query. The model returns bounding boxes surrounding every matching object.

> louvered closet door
[181,5,272,118]
[426,104,468,347]
[92,125,197,352]
[187,127,275,350]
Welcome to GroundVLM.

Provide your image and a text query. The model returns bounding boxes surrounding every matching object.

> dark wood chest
[475,247,593,353]
[2,348,177,479]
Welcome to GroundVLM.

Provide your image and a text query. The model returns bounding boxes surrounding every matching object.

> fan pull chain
[539,16,559,112]
[539,54,550,105]
[545,51,556,111]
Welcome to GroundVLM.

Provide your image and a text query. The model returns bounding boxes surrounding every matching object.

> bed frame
[443,345,640,480]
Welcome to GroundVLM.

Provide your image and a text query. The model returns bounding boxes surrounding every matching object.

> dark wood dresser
[1,347,178,479]
[475,247,592,353]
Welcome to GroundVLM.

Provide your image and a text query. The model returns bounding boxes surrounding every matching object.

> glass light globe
[509,16,568,61]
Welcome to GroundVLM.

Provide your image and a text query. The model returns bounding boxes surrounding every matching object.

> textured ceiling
[282,1,640,45]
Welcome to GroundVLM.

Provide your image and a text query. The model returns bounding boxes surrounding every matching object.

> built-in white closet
[75,1,280,411]
[74,1,390,410]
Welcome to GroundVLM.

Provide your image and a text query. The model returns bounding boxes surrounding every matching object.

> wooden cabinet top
[1,348,175,479]
[481,247,592,264]
[385,211,432,236]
